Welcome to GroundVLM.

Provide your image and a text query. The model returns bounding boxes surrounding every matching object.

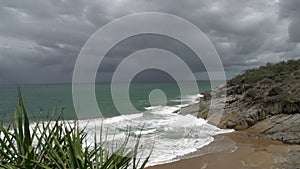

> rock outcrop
[178,60,300,168]
[179,59,300,145]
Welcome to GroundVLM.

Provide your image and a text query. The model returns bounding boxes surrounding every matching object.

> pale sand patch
[147,132,300,169]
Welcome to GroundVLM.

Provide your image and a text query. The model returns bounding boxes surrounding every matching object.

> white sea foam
[26,93,232,167]
[76,93,233,166]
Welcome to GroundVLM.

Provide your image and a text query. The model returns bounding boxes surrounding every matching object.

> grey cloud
[0,0,300,83]
[279,0,300,42]
[137,0,292,70]
[288,20,300,42]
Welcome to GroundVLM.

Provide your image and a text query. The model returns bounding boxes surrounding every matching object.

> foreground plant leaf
[0,91,151,169]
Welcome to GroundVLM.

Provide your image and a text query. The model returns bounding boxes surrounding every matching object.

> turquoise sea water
[0,81,215,121]
[0,81,232,165]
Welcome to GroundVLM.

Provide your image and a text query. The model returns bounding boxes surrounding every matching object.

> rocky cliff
[180,59,300,145]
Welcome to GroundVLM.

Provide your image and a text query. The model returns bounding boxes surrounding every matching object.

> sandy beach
[147,132,300,169]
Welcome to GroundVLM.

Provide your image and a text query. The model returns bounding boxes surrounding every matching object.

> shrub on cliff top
[244,88,264,100]
[243,72,264,84]
[268,86,283,96]
[228,59,300,86]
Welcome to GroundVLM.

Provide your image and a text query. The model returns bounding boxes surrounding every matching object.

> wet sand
[147,132,300,169]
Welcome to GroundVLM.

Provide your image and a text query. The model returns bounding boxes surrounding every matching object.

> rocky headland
[179,59,300,168]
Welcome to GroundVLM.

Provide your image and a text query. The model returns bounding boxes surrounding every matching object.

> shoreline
[146,131,300,169]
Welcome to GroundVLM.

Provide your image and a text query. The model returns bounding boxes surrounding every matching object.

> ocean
[0,81,232,166]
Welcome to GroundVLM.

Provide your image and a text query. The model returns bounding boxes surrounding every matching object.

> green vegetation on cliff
[197,59,300,145]
[229,59,300,86]
[227,59,300,113]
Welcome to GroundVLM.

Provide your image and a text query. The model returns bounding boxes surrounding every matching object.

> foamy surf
[75,93,233,166]
[26,93,232,167]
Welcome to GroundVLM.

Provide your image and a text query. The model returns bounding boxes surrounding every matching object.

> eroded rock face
[192,86,300,145]
[179,60,300,145]
[263,114,300,144]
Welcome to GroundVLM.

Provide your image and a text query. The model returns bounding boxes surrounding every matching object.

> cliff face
[182,59,300,144]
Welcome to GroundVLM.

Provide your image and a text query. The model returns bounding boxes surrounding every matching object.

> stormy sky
[1,0,300,84]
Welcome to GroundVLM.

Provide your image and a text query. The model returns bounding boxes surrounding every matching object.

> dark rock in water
[179,102,200,117]
[234,119,248,131]
[226,120,236,129]
[245,117,255,126]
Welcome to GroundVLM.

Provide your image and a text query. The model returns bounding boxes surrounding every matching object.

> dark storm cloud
[0,0,300,83]
[279,0,300,42]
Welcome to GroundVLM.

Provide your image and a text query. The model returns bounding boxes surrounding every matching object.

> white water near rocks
[0,83,232,166]
[77,94,233,166]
